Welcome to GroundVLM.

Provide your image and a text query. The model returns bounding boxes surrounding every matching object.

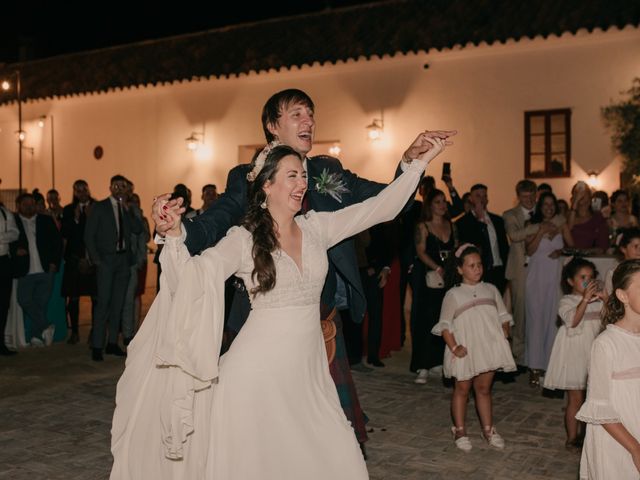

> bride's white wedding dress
[110,158,429,479]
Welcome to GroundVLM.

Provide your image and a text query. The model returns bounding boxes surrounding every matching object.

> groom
[153,88,455,450]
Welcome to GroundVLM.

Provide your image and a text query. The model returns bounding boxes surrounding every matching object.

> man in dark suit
[455,183,509,293]
[152,89,455,449]
[353,223,391,367]
[61,179,97,345]
[84,175,142,361]
[11,193,63,346]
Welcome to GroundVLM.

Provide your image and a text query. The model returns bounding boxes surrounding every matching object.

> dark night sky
[1,0,385,64]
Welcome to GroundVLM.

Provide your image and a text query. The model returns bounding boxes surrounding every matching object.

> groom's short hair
[262,89,315,143]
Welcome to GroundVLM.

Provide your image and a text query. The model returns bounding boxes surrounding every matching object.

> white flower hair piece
[246,140,281,182]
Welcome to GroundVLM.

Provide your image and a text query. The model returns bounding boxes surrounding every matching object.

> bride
[110,136,447,479]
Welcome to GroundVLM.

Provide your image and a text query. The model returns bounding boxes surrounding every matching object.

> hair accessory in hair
[616,232,624,247]
[247,140,281,182]
[455,243,475,258]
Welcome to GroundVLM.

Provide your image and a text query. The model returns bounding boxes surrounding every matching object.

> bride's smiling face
[263,155,308,215]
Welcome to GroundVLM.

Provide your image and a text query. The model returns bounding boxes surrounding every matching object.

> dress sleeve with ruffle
[431,289,456,336]
[576,336,621,424]
[558,295,584,337]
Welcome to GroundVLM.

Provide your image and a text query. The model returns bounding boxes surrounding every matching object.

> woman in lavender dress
[524,192,574,386]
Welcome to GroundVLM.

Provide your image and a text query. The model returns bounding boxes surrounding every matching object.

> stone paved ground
[0,292,580,479]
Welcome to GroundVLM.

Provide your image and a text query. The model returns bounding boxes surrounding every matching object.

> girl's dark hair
[444,244,481,289]
[421,188,450,222]
[610,189,628,206]
[602,259,640,326]
[561,257,598,294]
[242,145,302,296]
[616,227,640,259]
[529,192,558,224]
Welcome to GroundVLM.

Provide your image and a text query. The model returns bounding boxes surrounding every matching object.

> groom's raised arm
[182,165,249,255]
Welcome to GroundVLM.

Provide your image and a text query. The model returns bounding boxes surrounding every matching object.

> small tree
[602,78,640,190]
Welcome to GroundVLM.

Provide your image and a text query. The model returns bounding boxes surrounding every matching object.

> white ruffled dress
[544,295,603,390]
[576,325,640,479]
[431,282,516,381]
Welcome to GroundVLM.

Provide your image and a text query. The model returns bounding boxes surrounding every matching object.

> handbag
[425,270,444,289]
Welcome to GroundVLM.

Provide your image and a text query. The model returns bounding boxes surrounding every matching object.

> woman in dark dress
[410,188,456,383]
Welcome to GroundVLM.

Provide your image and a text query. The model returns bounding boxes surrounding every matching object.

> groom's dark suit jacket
[183,154,409,326]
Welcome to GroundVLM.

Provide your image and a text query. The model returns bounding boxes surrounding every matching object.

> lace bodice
[226,214,330,309]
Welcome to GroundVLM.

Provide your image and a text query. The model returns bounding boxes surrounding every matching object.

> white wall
[0,26,638,215]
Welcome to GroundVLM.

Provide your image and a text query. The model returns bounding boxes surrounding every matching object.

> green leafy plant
[602,78,640,188]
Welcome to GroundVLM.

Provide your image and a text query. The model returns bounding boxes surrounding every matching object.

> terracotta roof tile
[1,0,638,103]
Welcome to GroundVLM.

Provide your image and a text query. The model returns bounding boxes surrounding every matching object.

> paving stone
[0,298,579,479]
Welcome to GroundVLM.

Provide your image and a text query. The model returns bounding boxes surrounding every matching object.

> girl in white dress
[604,227,640,295]
[544,257,604,449]
[576,259,640,479]
[110,137,447,479]
[432,244,516,452]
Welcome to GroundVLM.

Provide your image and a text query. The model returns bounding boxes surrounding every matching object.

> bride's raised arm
[317,135,447,249]
[161,216,248,295]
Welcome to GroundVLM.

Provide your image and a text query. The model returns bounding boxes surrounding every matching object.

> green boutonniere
[313,169,349,203]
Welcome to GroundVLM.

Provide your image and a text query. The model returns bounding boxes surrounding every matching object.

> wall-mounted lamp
[37,115,46,128]
[366,111,384,141]
[328,144,341,157]
[185,123,205,151]
[587,170,599,189]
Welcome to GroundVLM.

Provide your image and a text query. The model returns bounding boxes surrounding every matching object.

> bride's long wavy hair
[242,145,303,296]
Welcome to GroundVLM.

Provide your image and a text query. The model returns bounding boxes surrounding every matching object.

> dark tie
[117,202,125,251]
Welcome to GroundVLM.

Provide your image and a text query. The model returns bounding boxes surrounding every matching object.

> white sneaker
[429,365,443,377]
[451,427,472,452]
[484,427,505,449]
[414,369,429,384]
[42,325,55,346]
[30,337,45,347]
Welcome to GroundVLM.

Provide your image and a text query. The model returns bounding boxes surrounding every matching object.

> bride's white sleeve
[316,159,427,248]
[160,226,247,294]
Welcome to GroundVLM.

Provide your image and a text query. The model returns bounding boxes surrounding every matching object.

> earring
[260,195,268,209]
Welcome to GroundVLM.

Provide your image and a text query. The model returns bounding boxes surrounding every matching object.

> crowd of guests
[0,178,219,359]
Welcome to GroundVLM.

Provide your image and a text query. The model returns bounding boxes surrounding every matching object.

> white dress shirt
[473,210,503,267]
[19,214,45,274]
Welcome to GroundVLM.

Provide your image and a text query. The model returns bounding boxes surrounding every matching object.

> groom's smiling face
[268,101,315,156]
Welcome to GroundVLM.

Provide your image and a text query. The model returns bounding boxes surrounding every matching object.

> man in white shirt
[0,202,19,355]
[11,193,63,347]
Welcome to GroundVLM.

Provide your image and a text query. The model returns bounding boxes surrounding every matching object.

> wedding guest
[46,189,64,229]
[84,175,142,361]
[11,193,63,347]
[609,190,639,235]
[524,192,574,387]
[456,184,509,293]
[568,182,609,254]
[411,188,454,384]
[503,179,538,366]
[0,202,19,355]
[60,180,97,344]
[577,259,640,479]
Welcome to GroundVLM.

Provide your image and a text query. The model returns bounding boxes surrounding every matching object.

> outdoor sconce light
[185,124,205,151]
[328,144,341,157]
[587,170,599,189]
[366,111,384,141]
